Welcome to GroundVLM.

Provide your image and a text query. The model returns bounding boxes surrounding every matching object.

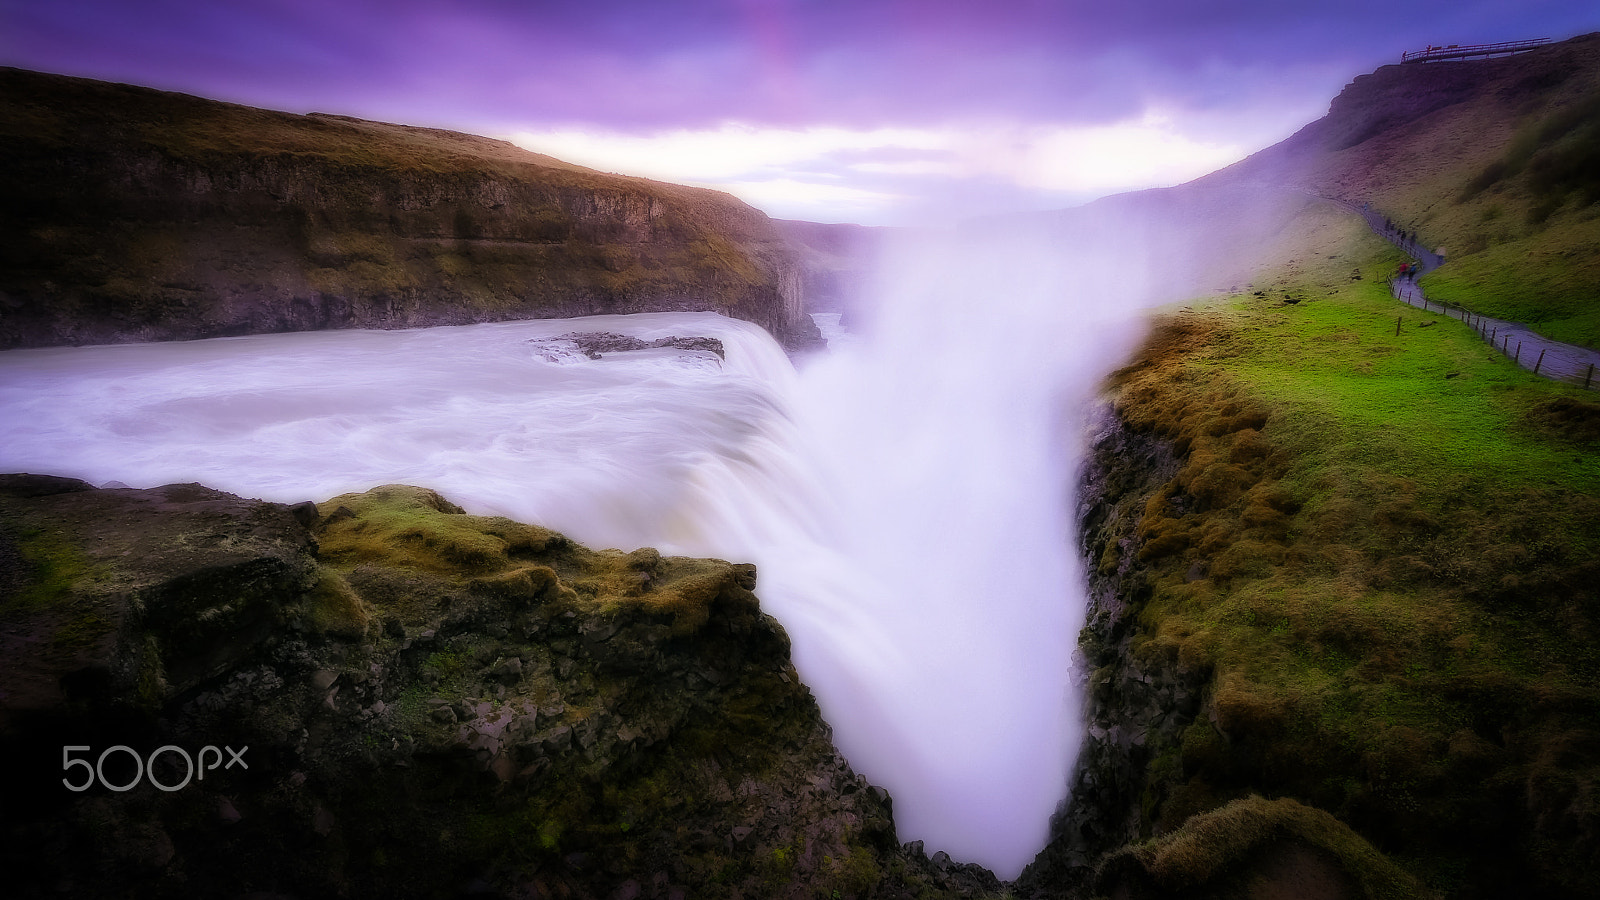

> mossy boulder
[1095,796,1432,900]
[0,478,979,899]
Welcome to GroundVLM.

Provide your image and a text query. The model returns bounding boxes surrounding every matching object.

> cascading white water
[0,230,1146,877]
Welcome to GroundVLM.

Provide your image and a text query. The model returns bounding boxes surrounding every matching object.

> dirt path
[1324,194,1600,389]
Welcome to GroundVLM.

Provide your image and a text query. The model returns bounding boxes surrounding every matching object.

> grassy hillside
[1081,44,1600,890]
[1098,207,1600,895]
[1227,33,1600,348]
[1053,36,1600,898]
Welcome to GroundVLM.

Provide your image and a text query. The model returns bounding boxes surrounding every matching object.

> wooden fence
[1391,278,1600,390]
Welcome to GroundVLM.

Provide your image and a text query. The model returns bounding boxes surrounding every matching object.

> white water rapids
[0,232,1146,877]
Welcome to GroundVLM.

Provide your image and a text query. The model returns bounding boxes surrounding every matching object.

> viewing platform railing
[1401,38,1549,64]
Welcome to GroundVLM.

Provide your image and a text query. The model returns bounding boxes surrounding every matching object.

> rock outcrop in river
[0,67,820,351]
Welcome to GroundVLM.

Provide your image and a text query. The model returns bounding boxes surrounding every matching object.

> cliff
[0,474,999,899]
[771,218,892,317]
[1012,33,1600,899]
[0,68,820,350]
[1024,229,1600,897]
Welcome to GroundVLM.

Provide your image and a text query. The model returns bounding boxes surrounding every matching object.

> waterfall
[0,231,1146,877]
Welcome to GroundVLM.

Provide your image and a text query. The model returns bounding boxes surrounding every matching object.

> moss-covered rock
[0,478,982,899]
[1022,301,1600,900]
[1094,796,1432,900]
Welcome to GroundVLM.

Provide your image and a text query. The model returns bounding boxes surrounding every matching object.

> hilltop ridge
[1022,32,1600,350]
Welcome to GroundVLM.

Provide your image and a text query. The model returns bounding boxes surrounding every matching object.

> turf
[1108,223,1600,895]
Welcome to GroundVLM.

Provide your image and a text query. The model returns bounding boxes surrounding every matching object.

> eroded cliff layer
[0,68,818,350]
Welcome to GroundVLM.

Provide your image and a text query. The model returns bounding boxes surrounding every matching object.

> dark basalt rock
[1015,405,1208,899]
[0,478,976,900]
[557,332,727,359]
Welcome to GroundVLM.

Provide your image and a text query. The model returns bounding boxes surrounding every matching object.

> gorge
[5,30,1600,899]
[0,225,1152,879]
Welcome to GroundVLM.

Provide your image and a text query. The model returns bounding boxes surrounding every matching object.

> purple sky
[3,1,1597,224]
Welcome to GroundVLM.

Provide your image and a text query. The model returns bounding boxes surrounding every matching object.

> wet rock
[489,655,523,681]
[1016,405,1207,898]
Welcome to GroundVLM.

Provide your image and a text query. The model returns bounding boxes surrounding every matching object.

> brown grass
[313,485,745,638]
[1100,795,1432,900]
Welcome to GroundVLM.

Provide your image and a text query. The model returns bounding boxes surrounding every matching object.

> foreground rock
[0,476,989,899]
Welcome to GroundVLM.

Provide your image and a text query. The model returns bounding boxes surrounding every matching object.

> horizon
[3,2,1598,225]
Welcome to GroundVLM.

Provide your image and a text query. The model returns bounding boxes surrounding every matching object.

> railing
[1389,281,1600,389]
[1401,38,1549,64]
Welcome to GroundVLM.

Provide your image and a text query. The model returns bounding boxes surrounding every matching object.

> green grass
[1395,79,1600,348]
[1110,243,1600,895]
[1100,795,1429,900]
[1417,213,1600,349]
[0,524,99,616]
[1216,278,1600,495]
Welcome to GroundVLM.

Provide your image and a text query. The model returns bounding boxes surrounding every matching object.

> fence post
[1491,326,1497,344]
[1515,342,1522,364]
[1587,364,1594,389]
[1534,348,1546,375]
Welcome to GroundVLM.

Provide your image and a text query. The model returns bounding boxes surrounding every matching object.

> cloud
[509,124,947,182]
[10,0,1596,224]
[509,112,1253,223]
[955,114,1251,194]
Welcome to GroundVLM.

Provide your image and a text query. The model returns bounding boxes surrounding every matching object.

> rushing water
[0,232,1145,877]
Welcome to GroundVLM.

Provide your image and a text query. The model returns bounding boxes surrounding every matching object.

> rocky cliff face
[1015,404,1433,900]
[1020,300,1600,899]
[1014,405,1204,898]
[770,218,890,318]
[0,475,995,899]
[0,68,820,351]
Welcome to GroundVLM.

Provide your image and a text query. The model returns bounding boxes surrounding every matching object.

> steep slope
[1031,32,1600,339]
[0,68,819,350]
[1021,33,1600,900]
[1221,31,1600,347]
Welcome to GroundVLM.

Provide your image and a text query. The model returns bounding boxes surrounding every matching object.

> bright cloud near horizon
[506,113,1255,221]
[3,0,1597,225]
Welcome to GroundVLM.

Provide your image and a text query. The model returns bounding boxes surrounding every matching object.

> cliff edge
[0,475,997,899]
[0,68,820,350]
